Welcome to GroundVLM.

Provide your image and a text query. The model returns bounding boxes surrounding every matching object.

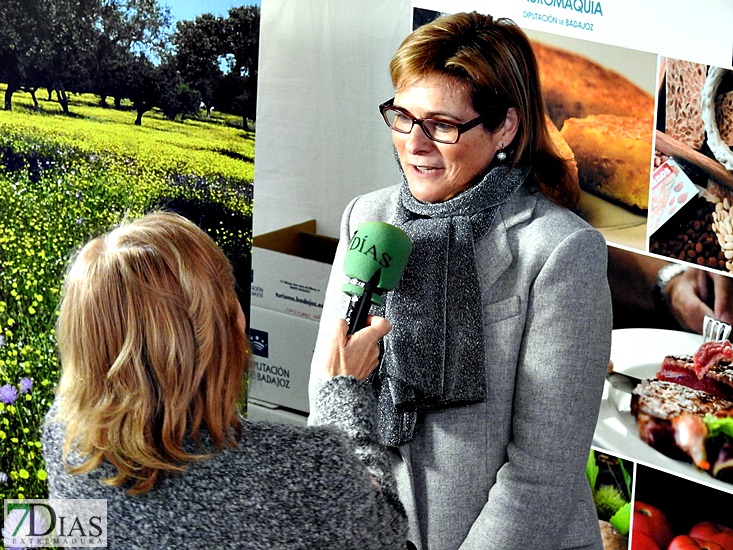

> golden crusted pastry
[532,41,654,128]
[560,114,653,210]
[666,58,707,149]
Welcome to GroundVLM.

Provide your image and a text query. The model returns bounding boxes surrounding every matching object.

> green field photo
[0,8,257,499]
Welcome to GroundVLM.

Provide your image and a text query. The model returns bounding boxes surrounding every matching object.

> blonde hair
[389,11,579,208]
[55,211,249,495]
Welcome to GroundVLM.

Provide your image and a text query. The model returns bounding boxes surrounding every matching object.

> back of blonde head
[56,212,248,495]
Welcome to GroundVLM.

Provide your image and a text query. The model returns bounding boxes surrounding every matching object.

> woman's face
[392,74,514,203]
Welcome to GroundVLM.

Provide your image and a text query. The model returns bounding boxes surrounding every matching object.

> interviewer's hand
[666,268,733,332]
[323,316,391,380]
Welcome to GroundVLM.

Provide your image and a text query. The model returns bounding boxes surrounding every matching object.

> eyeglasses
[379,98,485,144]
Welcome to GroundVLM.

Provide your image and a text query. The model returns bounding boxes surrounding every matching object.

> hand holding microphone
[342,222,413,334]
[324,316,392,381]
[322,222,411,380]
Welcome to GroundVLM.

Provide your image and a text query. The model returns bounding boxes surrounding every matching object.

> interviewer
[42,211,407,549]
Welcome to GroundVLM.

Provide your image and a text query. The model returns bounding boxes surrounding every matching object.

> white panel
[254,0,412,237]
[413,0,733,69]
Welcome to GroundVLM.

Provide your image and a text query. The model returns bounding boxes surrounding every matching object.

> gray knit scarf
[376,162,530,447]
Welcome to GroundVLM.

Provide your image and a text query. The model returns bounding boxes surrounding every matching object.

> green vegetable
[586,449,599,489]
[586,450,631,535]
[618,458,631,496]
[610,502,631,536]
[593,485,627,520]
[703,414,733,438]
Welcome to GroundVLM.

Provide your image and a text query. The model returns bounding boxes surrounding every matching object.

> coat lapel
[476,187,537,290]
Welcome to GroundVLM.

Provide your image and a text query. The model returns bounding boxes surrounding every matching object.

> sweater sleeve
[310,376,404,515]
[308,196,357,416]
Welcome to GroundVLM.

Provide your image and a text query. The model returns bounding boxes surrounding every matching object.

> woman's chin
[407,181,463,204]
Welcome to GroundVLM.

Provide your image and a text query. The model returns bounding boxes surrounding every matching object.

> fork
[702,315,732,342]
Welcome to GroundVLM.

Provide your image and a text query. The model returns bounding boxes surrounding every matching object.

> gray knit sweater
[42,376,407,549]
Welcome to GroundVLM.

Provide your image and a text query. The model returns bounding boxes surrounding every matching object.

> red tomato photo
[633,502,674,548]
[631,530,661,550]
[668,534,726,550]
[688,522,733,550]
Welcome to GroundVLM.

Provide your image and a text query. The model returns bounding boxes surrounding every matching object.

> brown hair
[389,11,579,208]
[55,211,249,495]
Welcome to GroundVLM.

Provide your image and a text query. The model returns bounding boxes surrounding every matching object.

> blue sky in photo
[164,0,261,24]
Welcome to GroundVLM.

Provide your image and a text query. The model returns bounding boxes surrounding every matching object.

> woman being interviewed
[309,11,611,550]
[42,212,407,549]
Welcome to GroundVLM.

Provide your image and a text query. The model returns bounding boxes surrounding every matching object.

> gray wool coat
[309,182,612,550]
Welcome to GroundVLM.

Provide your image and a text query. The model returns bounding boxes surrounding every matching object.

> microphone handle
[345,269,382,335]
[346,291,373,335]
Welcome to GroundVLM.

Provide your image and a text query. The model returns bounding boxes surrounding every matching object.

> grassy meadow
[0,84,254,500]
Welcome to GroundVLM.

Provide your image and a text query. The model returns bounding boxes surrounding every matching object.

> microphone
[342,221,413,334]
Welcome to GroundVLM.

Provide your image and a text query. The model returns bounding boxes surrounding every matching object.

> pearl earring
[496,143,507,162]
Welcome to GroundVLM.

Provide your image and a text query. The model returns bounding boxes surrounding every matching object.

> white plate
[577,191,646,230]
[593,328,733,494]
[576,191,647,251]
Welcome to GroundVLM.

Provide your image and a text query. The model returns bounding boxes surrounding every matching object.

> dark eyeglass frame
[378,98,485,144]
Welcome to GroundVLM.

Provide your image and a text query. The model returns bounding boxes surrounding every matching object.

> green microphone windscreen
[342,222,412,304]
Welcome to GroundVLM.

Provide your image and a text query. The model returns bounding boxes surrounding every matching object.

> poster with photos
[411,2,733,549]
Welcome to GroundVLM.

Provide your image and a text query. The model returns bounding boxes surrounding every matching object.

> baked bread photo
[529,37,655,218]
[561,114,654,211]
[532,41,655,130]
